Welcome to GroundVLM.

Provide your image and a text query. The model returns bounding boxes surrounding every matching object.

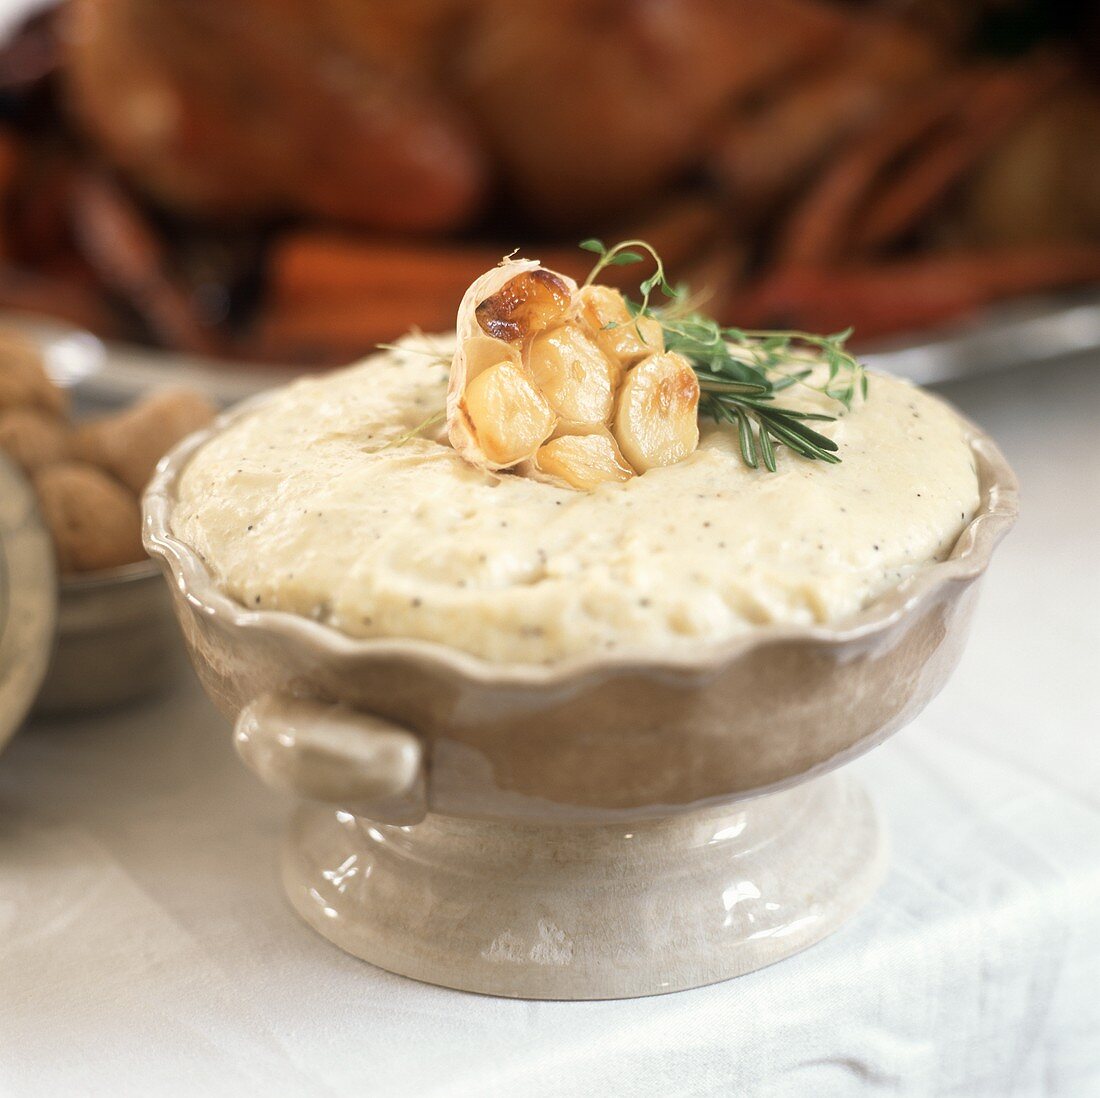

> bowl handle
[233,693,427,825]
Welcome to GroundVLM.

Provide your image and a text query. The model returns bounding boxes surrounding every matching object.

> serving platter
[8,287,1099,411]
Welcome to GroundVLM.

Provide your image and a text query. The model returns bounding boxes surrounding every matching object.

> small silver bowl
[33,558,180,716]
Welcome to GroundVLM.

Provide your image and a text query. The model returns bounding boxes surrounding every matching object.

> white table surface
[2,355,1099,1098]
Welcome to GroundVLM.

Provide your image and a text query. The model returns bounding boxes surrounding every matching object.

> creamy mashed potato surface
[172,339,980,663]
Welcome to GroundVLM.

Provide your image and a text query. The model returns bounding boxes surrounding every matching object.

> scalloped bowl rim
[143,387,1019,689]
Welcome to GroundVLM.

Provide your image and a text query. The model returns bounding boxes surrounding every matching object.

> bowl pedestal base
[281,773,885,1000]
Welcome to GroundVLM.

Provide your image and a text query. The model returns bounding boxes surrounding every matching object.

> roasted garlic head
[447,257,699,488]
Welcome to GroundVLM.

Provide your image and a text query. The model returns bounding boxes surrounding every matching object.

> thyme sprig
[581,238,867,471]
[580,238,682,322]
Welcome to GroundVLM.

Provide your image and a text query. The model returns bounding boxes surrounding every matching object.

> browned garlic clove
[577,284,665,368]
[475,268,572,343]
[526,324,616,426]
[461,333,522,383]
[462,361,556,467]
[612,352,700,472]
[531,428,635,491]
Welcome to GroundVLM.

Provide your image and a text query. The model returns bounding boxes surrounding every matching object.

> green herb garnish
[379,408,446,450]
[581,238,867,471]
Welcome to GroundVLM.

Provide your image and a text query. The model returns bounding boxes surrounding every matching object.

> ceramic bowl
[144,397,1018,999]
[33,559,179,716]
[0,452,179,740]
[0,453,55,755]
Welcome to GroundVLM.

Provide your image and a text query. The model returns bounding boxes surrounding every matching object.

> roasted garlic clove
[460,333,521,383]
[532,428,635,491]
[462,361,555,467]
[613,352,700,472]
[476,268,572,343]
[526,324,616,426]
[578,284,664,368]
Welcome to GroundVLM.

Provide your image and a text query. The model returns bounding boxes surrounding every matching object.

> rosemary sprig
[581,238,867,471]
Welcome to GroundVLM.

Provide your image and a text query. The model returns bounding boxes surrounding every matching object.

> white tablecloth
[3,356,1099,1098]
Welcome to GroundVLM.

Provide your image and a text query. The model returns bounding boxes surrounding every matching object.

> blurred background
[0,0,1099,368]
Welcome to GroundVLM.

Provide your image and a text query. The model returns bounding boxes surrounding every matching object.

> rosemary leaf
[758,424,777,472]
[734,409,758,469]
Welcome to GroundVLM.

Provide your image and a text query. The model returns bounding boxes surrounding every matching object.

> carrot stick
[0,264,122,335]
[70,173,228,355]
[712,18,942,214]
[851,56,1069,253]
[773,72,977,267]
[735,245,1100,339]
